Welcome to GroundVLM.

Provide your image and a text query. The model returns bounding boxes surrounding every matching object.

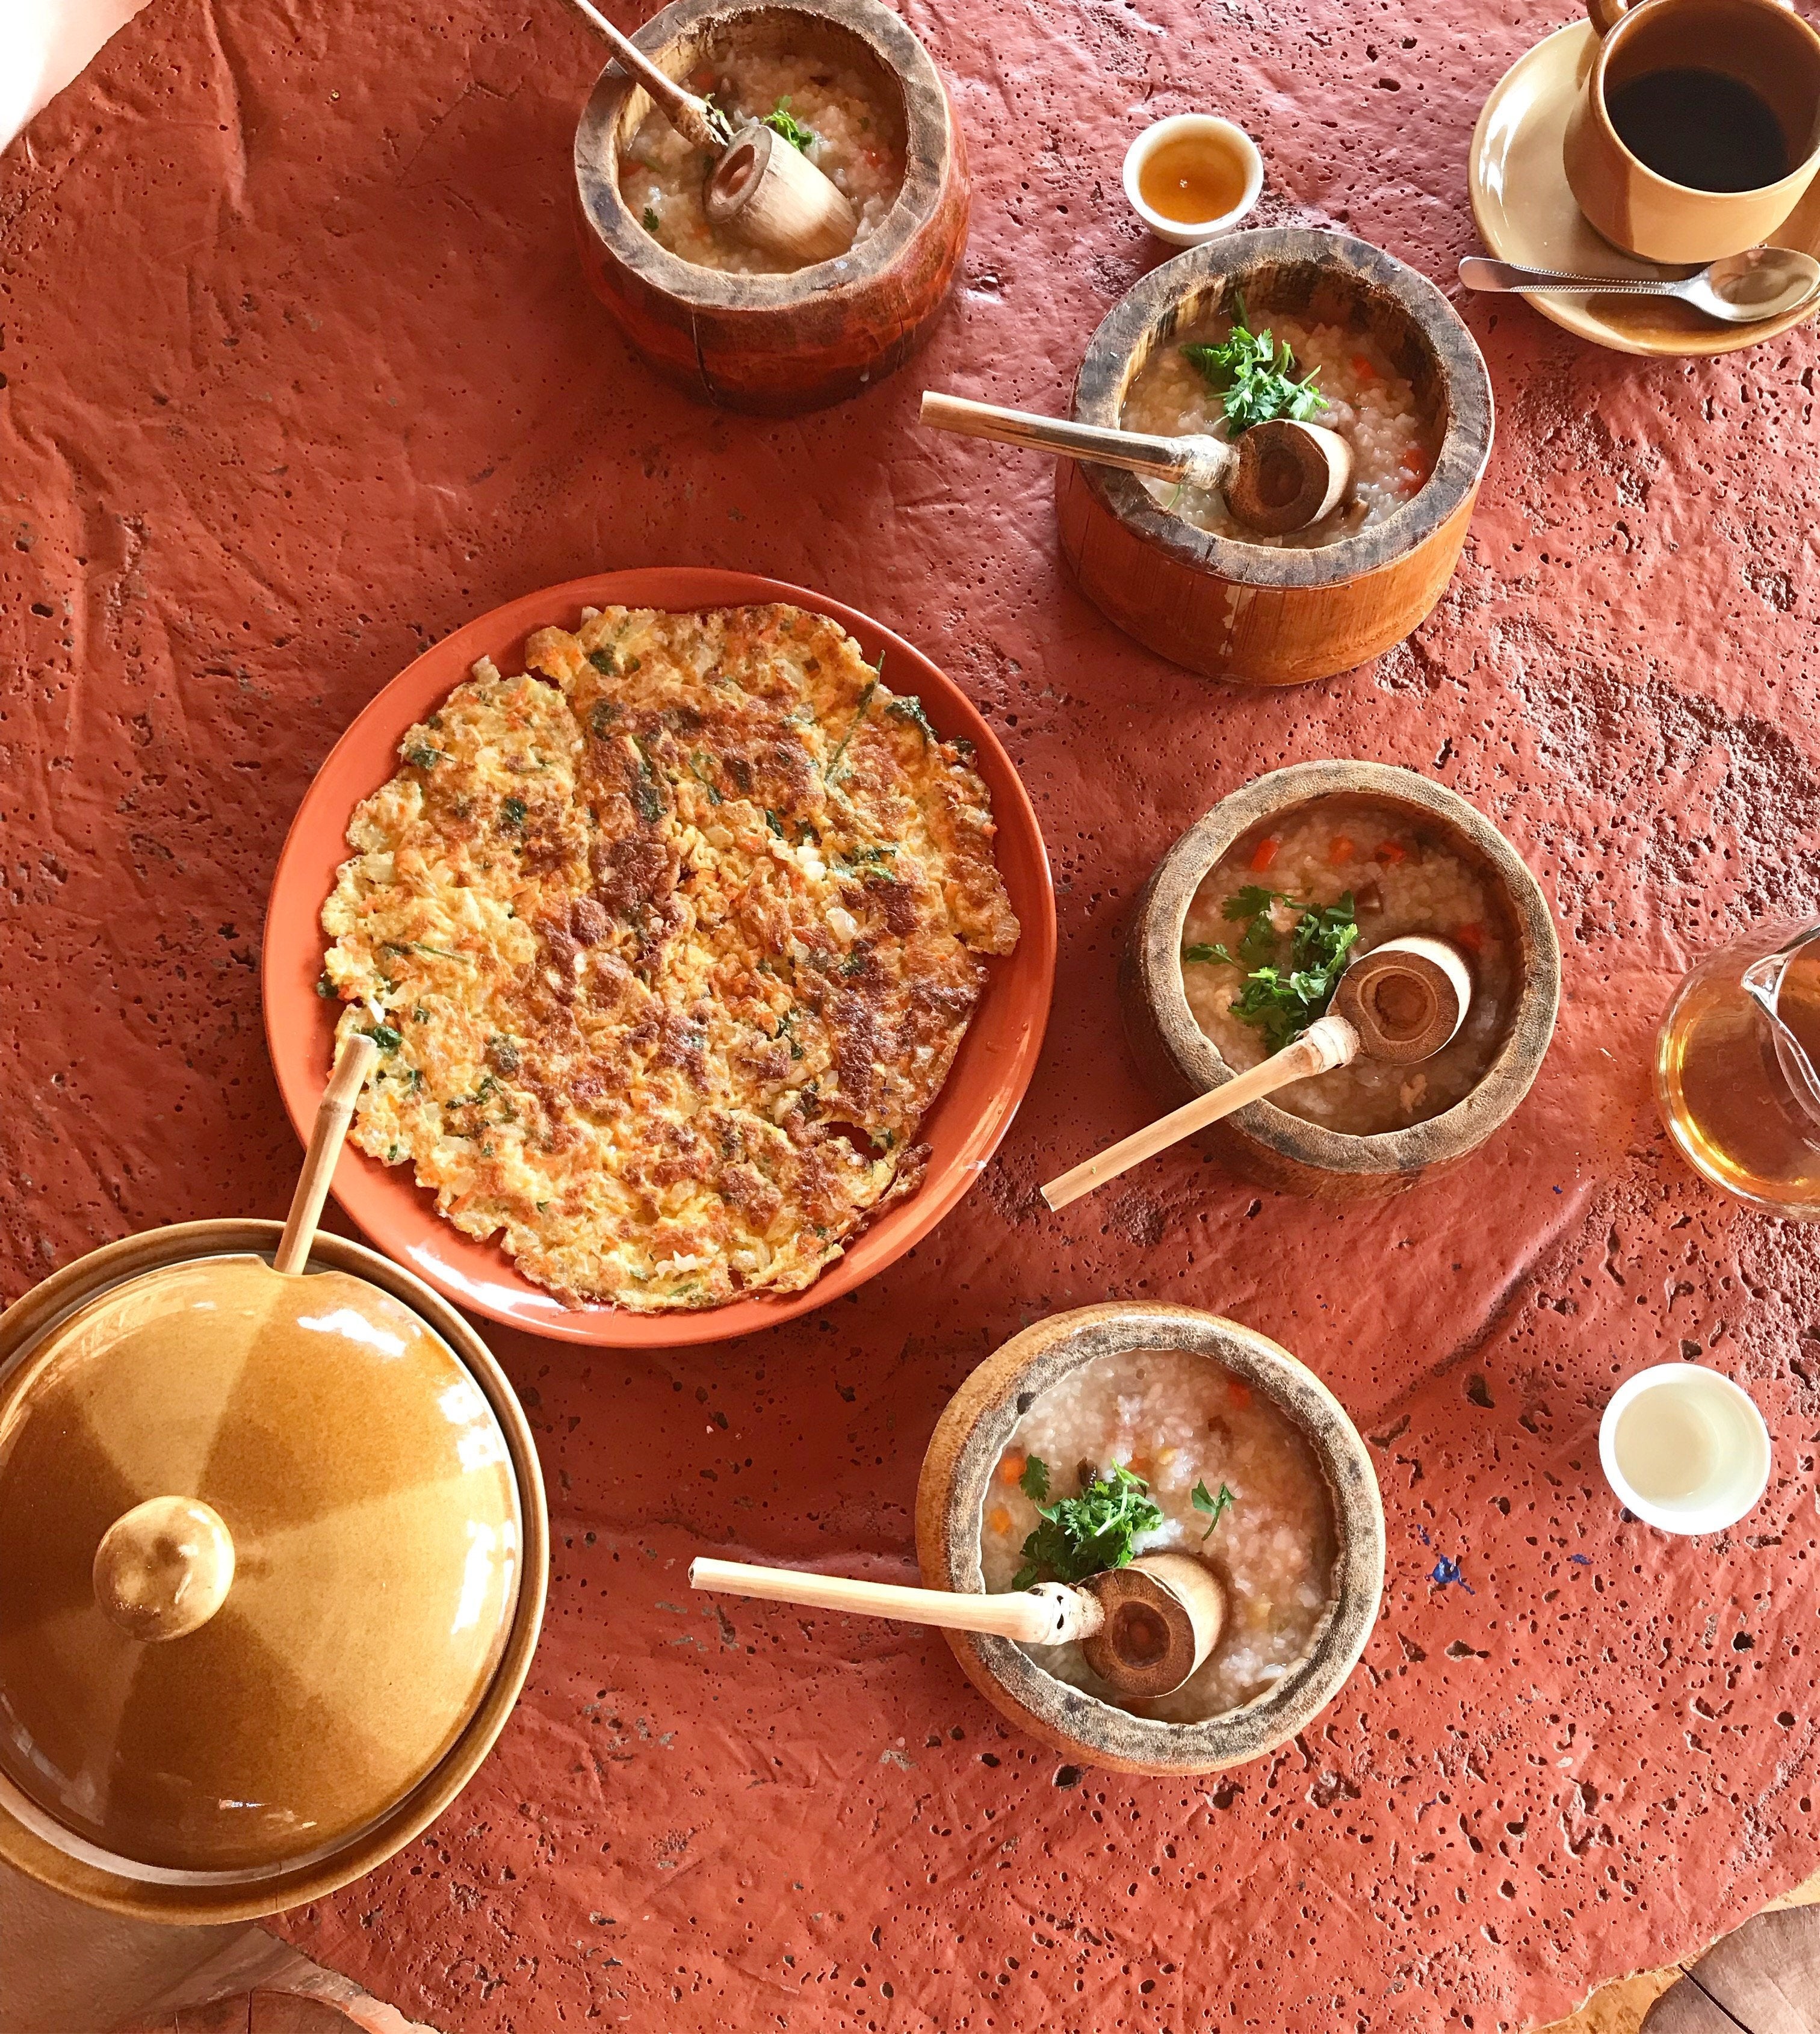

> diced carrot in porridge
[997,1449,1027,1485]
[978,1346,1338,1724]
[1375,839,1409,865]
[1250,835,1280,872]
[1326,835,1355,866]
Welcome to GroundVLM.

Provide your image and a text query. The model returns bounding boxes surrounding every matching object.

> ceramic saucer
[1469,19,1820,357]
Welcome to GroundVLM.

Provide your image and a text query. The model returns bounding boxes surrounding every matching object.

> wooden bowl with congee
[1054,229,1495,686]
[915,1303,1385,1777]
[571,0,968,412]
[1118,761,1559,1198]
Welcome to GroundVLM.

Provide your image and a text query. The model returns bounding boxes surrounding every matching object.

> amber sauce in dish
[1137,131,1251,223]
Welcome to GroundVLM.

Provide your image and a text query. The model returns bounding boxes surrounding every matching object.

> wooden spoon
[1041,936,1472,1212]
[88,1031,380,1646]
[920,391,1354,538]
[274,1030,380,1273]
[554,0,856,265]
[691,1551,1225,1701]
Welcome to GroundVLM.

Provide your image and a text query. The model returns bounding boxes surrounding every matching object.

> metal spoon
[1458,247,1820,324]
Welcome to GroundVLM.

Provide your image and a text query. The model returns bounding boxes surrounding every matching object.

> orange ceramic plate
[263,569,1056,1347]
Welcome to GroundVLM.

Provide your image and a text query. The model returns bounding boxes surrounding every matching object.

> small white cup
[1122,115,1263,248]
[1598,1364,1771,1536]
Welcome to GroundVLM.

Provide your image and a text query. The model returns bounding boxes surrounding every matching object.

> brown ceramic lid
[0,1253,523,1876]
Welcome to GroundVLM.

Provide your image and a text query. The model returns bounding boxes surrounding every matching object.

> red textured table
[4,2,1819,2028]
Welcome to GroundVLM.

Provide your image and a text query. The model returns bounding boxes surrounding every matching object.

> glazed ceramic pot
[1054,228,1495,686]
[0,1220,546,1923]
[572,0,969,413]
[915,1303,1385,1777]
[1121,761,1560,1197]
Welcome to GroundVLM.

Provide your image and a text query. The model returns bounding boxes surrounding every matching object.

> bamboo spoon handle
[689,1557,1103,1645]
[1040,1013,1360,1212]
[274,1032,380,1275]
[551,0,719,149]
[920,391,1232,488]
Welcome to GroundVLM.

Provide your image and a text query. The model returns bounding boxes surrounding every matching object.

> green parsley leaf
[1019,1454,1051,1503]
[761,97,816,152]
[641,205,659,233]
[1191,1479,1235,1539]
[1015,1463,1163,1587]
[1183,317,1329,436]
[360,1022,403,1054]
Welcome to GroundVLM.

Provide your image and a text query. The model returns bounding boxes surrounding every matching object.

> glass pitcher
[1654,921,1820,1219]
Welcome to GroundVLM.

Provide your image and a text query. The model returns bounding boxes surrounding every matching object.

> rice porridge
[980,1346,1338,1723]
[619,49,905,274]
[1120,308,1439,548]
[1181,799,1513,1136]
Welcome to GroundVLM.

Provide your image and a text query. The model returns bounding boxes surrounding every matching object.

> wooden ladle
[555,0,856,265]
[920,391,1354,538]
[1041,935,1473,1212]
[692,1551,1225,1701]
[89,1030,380,1645]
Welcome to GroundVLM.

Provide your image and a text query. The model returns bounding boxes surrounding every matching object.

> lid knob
[92,1495,236,1642]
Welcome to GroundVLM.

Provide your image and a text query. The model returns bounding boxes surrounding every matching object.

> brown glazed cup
[1563,0,1820,261]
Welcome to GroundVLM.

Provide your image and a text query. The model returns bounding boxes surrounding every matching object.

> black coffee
[1606,67,1789,191]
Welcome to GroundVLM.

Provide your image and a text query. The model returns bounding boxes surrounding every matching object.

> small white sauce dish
[1598,1364,1771,1536]
[1122,114,1264,248]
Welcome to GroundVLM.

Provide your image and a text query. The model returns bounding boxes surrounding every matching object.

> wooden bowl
[915,1303,1385,1777]
[572,0,968,413]
[0,1219,546,1922]
[1055,228,1495,687]
[1122,761,1559,1198]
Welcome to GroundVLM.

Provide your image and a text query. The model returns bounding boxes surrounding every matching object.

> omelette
[320,603,1021,1310]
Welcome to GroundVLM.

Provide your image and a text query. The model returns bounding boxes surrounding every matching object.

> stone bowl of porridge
[572,0,968,413]
[1054,229,1494,686]
[915,1303,1384,1775]
[1122,761,1559,1198]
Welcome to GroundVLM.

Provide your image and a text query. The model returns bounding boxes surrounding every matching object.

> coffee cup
[1563,0,1820,262]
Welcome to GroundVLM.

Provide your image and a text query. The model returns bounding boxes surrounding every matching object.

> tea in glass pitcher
[1654,922,1820,1219]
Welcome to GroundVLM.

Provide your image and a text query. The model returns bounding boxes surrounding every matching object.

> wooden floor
[1536,1872,1820,2034]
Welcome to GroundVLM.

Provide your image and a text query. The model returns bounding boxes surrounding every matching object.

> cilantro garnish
[1018,1455,1050,1503]
[641,205,659,233]
[1011,1462,1163,1590]
[1192,1479,1235,1539]
[1183,889,1359,1053]
[761,97,816,152]
[1183,300,1329,436]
